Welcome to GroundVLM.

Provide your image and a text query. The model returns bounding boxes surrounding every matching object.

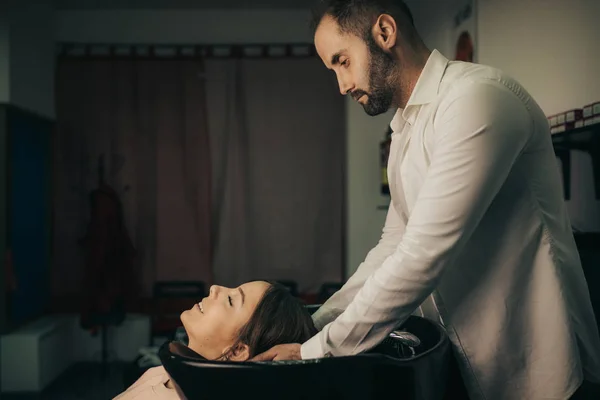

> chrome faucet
[389,330,421,357]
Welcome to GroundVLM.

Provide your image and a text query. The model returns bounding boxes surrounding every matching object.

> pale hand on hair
[250,343,302,361]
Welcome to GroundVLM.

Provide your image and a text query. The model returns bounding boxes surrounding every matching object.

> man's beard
[355,35,397,116]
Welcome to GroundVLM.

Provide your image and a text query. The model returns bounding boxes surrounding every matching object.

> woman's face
[180,281,270,361]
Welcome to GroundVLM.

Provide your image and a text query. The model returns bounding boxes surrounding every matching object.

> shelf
[552,122,600,146]
[552,122,600,200]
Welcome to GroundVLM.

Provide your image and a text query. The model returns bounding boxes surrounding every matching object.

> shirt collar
[390,49,449,131]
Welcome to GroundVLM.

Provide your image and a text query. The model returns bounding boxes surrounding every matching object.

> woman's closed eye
[228,295,233,306]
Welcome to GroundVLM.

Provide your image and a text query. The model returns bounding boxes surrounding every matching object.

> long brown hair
[223,282,317,359]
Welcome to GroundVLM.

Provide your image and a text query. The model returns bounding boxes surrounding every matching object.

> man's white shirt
[301,50,600,400]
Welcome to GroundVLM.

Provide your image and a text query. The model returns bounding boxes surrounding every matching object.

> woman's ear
[223,343,250,361]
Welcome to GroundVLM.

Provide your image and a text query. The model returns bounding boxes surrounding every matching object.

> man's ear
[372,14,397,51]
[224,342,251,362]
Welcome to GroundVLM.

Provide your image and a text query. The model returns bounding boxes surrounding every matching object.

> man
[252,1,600,398]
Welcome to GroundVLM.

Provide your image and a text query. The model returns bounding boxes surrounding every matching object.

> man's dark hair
[311,0,415,41]
[224,282,318,359]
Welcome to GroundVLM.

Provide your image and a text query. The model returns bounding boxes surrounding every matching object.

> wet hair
[223,282,318,359]
[311,0,415,42]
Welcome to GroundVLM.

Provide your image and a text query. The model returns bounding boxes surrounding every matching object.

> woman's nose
[209,285,220,297]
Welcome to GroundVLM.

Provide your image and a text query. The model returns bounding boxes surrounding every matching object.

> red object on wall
[455,31,474,62]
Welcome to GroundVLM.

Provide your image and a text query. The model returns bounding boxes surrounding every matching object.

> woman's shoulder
[113,366,177,400]
[143,366,169,379]
[131,366,169,386]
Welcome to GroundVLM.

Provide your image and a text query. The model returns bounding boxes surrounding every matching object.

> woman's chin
[179,309,191,327]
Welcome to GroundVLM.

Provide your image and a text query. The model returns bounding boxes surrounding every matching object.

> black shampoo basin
[160,312,450,400]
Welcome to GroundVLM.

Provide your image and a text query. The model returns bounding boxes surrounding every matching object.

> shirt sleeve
[310,201,406,331]
[301,81,532,359]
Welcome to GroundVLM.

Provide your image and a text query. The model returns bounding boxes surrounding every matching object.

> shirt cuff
[300,332,325,359]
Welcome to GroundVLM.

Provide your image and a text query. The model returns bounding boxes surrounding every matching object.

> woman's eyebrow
[238,287,245,306]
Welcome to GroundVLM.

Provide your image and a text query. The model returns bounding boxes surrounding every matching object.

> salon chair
[159,308,451,400]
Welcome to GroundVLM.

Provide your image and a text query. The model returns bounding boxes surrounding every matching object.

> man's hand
[250,343,302,361]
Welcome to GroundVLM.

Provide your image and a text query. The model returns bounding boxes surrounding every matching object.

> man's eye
[228,296,233,306]
[341,60,349,67]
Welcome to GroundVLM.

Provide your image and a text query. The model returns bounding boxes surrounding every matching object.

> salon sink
[159,309,451,400]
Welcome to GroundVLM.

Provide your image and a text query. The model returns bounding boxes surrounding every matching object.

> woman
[115,281,316,399]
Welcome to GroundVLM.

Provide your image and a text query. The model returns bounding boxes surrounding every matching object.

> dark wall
[0,104,53,330]
[0,106,7,336]
[575,233,600,330]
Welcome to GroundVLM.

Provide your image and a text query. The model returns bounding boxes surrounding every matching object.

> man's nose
[337,76,353,96]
